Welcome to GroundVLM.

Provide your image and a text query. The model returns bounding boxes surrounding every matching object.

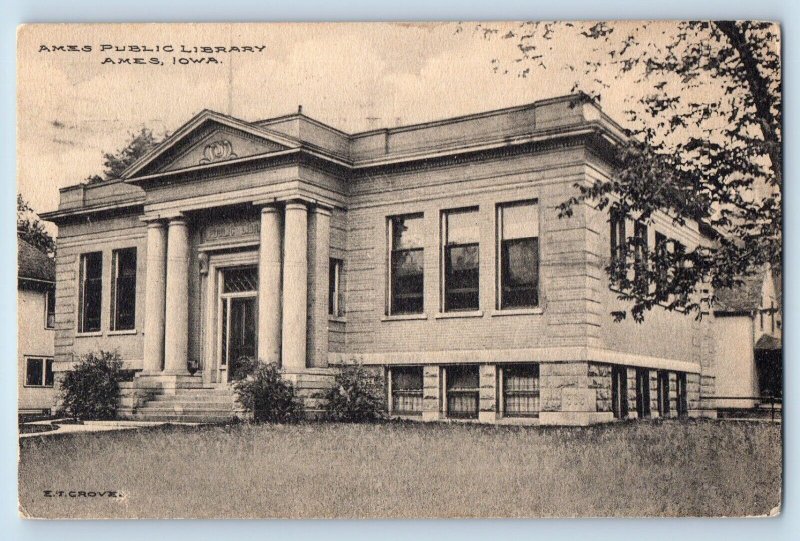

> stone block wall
[422,365,441,421]
[478,364,498,422]
[588,362,612,413]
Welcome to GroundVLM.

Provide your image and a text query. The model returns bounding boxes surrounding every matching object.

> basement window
[390,366,423,415]
[445,365,479,419]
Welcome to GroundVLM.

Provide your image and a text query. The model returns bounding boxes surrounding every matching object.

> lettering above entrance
[201,217,260,244]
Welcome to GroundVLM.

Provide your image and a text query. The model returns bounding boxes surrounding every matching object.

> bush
[324,364,387,422]
[59,351,123,421]
[232,360,303,423]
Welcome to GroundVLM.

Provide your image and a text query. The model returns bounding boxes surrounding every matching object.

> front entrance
[217,266,258,382]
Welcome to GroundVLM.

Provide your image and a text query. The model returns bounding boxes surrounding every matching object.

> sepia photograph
[15,21,782,519]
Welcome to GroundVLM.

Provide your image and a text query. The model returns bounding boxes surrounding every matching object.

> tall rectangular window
[676,372,688,418]
[445,365,479,419]
[657,370,670,417]
[498,201,539,309]
[111,248,137,331]
[635,368,651,419]
[25,357,54,387]
[611,365,628,419]
[443,207,480,312]
[502,365,540,417]
[610,208,626,263]
[329,258,344,317]
[390,366,423,415]
[78,252,102,333]
[389,214,424,315]
[655,231,668,285]
[634,221,648,284]
[44,288,56,329]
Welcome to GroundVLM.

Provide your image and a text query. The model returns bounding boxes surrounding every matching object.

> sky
[16,22,694,218]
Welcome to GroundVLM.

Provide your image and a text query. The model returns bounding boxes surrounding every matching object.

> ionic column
[281,201,308,372]
[257,206,282,364]
[142,222,167,373]
[308,206,331,368]
[163,217,190,375]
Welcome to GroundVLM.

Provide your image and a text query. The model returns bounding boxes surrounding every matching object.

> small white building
[18,237,56,415]
[713,269,782,409]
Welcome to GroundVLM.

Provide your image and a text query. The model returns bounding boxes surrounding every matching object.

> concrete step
[129,413,237,423]
[148,393,236,403]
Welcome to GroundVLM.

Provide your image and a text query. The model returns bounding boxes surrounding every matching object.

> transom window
[498,201,539,309]
[223,266,258,293]
[390,366,423,415]
[111,248,137,331]
[25,357,54,387]
[442,208,480,312]
[78,252,102,333]
[445,365,479,419]
[502,365,540,417]
[389,214,424,315]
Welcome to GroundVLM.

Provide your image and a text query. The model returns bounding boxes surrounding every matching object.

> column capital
[284,200,309,212]
[144,219,167,229]
[167,216,188,227]
[310,204,333,217]
[260,204,281,215]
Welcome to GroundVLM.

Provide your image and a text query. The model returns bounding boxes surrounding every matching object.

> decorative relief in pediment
[199,140,238,165]
[160,128,288,173]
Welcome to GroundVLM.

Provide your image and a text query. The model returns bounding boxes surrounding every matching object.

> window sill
[23,385,55,389]
[434,310,484,319]
[491,308,543,317]
[76,331,103,338]
[381,313,428,322]
[108,329,138,336]
[328,316,347,323]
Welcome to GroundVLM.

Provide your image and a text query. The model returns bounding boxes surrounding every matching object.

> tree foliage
[467,21,781,320]
[59,351,123,421]
[86,127,164,183]
[324,364,387,423]
[17,193,56,256]
[232,359,303,423]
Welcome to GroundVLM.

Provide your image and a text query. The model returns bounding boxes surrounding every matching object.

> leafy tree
[467,21,781,321]
[17,193,56,256]
[86,127,164,183]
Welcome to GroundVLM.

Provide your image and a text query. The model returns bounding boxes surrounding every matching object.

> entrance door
[227,297,256,379]
[218,266,258,383]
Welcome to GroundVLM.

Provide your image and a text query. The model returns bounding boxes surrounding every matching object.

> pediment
[159,126,289,172]
[123,111,299,179]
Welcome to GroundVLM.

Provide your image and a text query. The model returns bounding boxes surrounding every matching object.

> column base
[539,411,614,426]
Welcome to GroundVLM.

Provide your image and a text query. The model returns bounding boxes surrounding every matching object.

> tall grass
[18,419,781,518]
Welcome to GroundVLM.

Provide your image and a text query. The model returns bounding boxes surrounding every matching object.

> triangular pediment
[122,111,299,179]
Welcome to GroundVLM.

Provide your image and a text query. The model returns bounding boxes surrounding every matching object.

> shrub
[324,364,387,423]
[59,351,123,421]
[232,360,303,423]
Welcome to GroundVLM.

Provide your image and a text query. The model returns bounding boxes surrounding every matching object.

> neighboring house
[713,269,782,409]
[18,236,56,414]
[41,94,717,425]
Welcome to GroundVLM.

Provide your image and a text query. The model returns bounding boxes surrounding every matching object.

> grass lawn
[18,419,781,519]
